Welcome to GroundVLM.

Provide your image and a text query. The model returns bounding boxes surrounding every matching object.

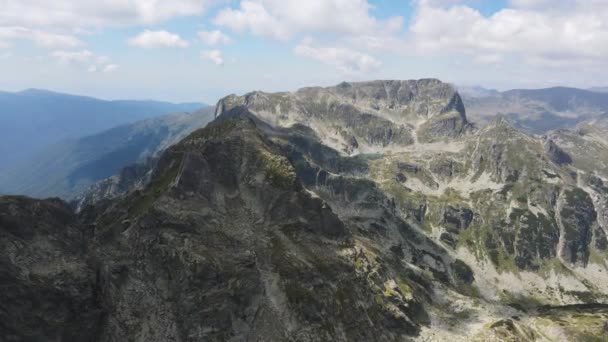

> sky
[1,0,608,104]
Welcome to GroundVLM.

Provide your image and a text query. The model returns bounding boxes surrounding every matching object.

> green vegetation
[183,117,239,145]
[589,249,608,266]
[128,157,181,218]
[544,311,608,342]
[499,291,545,311]
[452,259,474,284]
[260,152,296,188]
[537,258,574,277]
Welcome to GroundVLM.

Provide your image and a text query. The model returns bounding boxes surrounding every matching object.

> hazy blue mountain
[589,86,608,93]
[0,88,204,173]
[0,107,214,198]
[456,85,499,98]
[502,87,608,110]
[463,86,608,133]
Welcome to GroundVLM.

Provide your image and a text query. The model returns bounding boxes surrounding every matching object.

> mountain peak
[216,79,471,154]
[18,88,69,97]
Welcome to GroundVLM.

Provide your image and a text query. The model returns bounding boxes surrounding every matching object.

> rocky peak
[215,79,471,154]
[324,79,466,119]
[485,114,517,130]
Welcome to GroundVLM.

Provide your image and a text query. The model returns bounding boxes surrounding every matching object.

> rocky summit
[2,79,608,341]
[216,79,472,153]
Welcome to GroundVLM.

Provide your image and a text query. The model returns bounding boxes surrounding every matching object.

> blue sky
[0,0,607,103]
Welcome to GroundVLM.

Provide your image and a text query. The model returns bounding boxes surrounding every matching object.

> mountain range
[0,107,214,199]
[1,80,608,341]
[463,86,608,133]
[589,87,608,94]
[0,89,204,176]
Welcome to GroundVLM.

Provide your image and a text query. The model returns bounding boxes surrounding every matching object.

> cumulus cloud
[0,1,208,29]
[51,50,94,64]
[0,26,82,48]
[0,1,208,50]
[411,0,608,67]
[198,30,232,45]
[50,49,118,72]
[201,49,224,65]
[129,30,189,48]
[294,39,381,74]
[102,64,118,72]
[214,0,403,41]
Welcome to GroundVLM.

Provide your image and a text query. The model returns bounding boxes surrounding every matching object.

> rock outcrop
[216,79,471,154]
[0,196,103,341]
[544,139,572,165]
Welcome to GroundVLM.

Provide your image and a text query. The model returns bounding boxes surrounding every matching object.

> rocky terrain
[2,79,608,341]
[216,79,472,153]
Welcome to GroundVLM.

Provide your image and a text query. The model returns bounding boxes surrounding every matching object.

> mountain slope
[0,107,214,198]
[0,89,204,173]
[1,108,448,340]
[1,80,608,341]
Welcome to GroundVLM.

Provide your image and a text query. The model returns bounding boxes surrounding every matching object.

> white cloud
[411,0,608,68]
[50,49,118,72]
[102,64,118,72]
[474,54,503,65]
[0,1,208,50]
[201,49,224,65]
[51,50,94,64]
[0,1,208,29]
[214,1,289,40]
[214,0,403,41]
[0,26,82,48]
[129,30,189,48]
[294,39,381,74]
[509,0,573,10]
[198,30,232,45]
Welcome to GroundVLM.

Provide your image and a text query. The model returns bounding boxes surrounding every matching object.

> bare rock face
[216,79,471,153]
[559,188,597,265]
[0,196,103,341]
[442,206,474,232]
[544,139,572,165]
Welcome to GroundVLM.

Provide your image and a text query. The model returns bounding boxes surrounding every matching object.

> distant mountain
[0,88,205,173]
[456,85,499,98]
[589,87,608,93]
[463,86,608,133]
[0,107,214,199]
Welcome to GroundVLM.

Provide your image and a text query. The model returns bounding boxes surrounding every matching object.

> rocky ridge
[2,80,608,341]
[216,79,472,154]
